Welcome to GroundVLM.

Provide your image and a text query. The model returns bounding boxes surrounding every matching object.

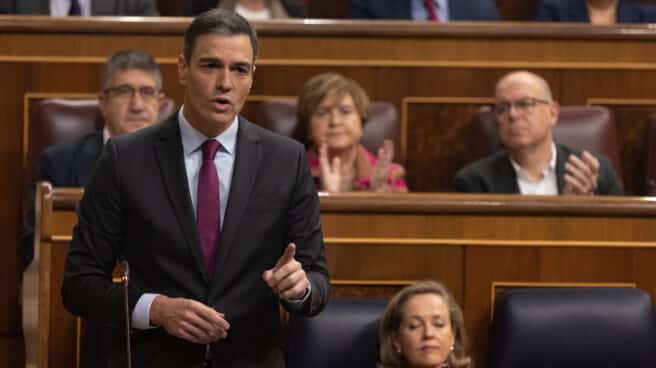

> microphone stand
[121,261,132,368]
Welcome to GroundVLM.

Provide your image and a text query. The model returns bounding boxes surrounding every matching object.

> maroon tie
[423,0,439,21]
[197,140,221,277]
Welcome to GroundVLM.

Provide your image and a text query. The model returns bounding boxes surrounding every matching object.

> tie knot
[202,140,221,161]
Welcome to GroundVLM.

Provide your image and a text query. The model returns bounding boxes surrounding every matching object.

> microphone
[120,260,132,368]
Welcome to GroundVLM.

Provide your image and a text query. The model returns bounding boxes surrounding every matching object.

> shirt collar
[510,142,557,181]
[178,106,239,156]
[102,127,111,145]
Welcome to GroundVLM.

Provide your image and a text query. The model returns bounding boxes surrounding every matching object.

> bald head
[495,71,553,102]
[493,70,559,156]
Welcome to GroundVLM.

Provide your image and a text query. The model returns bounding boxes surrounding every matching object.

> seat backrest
[25,97,177,184]
[26,99,103,184]
[286,299,387,368]
[469,105,622,176]
[489,287,656,368]
[256,99,403,164]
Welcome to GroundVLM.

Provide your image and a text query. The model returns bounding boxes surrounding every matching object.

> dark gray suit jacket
[0,0,158,15]
[454,144,624,195]
[350,0,500,21]
[62,114,330,367]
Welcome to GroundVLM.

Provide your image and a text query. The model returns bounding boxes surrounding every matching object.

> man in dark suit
[20,50,164,368]
[455,71,623,195]
[62,9,330,368]
[536,0,656,24]
[20,49,164,271]
[350,0,500,21]
[0,0,158,15]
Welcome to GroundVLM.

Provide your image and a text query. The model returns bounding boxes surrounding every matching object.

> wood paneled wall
[4,17,656,367]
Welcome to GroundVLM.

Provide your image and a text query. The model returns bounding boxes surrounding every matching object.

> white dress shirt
[510,143,559,195]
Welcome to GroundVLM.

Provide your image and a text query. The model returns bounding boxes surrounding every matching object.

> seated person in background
[454,70,623,195]
[188,0,305,18]
[379,280,472,368]
[350,0,499,21]
[20,49,164,272]
[536,0,656,24]
[0,0,158,16]
[297,73,407,193]
[20,49,163,368]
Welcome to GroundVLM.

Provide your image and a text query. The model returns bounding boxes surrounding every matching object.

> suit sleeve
[281,144,330,316]
[454,168,485,193]
[61,140,134,324]
[595,155,624,196]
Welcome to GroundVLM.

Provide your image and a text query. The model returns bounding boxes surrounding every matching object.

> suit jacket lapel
[73,131,103,186]
[154,115,209,283]
[212,117,261,282]
[555,144,567,194]
[497,153,521,194]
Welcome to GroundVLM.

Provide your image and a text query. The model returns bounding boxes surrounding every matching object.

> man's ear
[550,100,560,127]
[97,91,106,116]
[177,54,188,86]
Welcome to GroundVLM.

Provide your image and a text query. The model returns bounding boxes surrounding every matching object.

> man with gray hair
[62,9,329,368]
[455,70,623,195]
[20,49,164,271]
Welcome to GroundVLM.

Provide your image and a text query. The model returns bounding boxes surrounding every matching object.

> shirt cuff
[131,293,159,329]
[284,281,311,304]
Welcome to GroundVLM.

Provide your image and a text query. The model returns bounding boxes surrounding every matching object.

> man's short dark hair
[184,9,258,64]
[100,49,162,91]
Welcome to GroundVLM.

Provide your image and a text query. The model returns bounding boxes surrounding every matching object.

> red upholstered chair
[468,105,622,177]
[255,98,403,164]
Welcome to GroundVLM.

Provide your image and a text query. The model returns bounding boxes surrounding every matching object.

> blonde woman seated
[379,281,472,368]
[297,73,408,193]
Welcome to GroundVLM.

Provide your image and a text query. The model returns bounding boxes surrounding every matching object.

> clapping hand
[563,150,599,195]
[318,143,341,192]
[371,140,394,191]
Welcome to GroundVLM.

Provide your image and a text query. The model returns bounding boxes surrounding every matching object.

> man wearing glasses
[20,49,164,367]
[454,70,623,195]
[21,49,165,271]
